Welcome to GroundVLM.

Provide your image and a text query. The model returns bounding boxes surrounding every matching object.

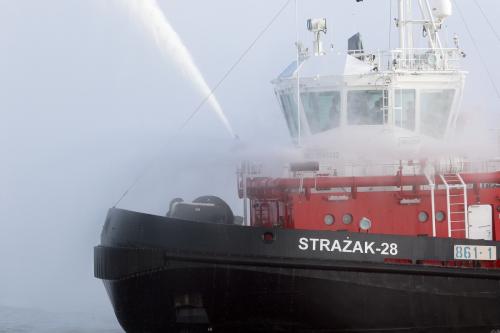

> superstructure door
[467,205,493,240]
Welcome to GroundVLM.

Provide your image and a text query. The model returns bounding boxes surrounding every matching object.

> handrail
[425,172,436,237]
[243,171,500,197]
[346,48,462,72]
[440,174,452,238]
[456,173,469,239]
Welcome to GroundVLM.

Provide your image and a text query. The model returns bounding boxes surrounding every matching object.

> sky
[0,0,499,325]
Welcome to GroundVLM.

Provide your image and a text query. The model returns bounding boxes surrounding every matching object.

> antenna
[295,0,301,146]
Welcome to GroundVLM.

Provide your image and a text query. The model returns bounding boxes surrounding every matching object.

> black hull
[95,209,500,332]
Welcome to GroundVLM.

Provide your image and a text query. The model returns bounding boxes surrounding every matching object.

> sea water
[0,306,122,333]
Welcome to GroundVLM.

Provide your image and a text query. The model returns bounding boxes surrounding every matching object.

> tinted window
[395,89,416,131]
[347,90,384,125]
[301,91,341,133]
[279,93,299,138]
[420,89,455,138]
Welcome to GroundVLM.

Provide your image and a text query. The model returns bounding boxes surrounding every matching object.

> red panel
[249,187,499,240]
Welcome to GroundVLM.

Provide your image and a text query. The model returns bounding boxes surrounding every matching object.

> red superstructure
[241,170,500,238]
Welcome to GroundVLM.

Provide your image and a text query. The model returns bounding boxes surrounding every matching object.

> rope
[177,0,293,133]
[473,0,500,44]
[454,0,500,99]
[113,0,293,208]
[295,0,301,146]
[388,0,392,50]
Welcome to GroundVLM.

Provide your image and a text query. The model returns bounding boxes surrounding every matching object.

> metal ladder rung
[440,173,469,239]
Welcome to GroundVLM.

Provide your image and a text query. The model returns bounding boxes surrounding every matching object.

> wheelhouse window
[395,89,416,131]
[420,89,455,139]
[347,90,385,125]
[300,91,341,134]
[279,93,299,138]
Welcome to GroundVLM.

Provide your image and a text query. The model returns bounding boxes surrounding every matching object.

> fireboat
[95,1,500,332]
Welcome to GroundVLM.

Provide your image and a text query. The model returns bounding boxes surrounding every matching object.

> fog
[1,0,499,329]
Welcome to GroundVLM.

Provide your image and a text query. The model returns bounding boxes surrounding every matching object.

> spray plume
[121,0,236,138]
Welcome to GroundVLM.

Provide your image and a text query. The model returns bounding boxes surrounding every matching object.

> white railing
[348,48,462,72]
[462,159,500,174]
[286,158,499,179]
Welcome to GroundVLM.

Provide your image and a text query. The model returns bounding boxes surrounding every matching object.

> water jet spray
[121,0,237,139]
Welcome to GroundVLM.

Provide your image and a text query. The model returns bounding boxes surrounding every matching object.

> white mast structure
[396,0,454,70]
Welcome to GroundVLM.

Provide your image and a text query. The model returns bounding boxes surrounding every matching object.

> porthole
[359,217,372,231]
[418,211,429,223]
[436,211,446,222]
[324,214,335,225]
[262,232,275,243]
[342,213,353,225]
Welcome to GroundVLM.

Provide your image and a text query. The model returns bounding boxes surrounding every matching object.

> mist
[1,0,499,331]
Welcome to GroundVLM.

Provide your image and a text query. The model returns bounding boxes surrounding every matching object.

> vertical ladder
[425,172,436,237]
[440,173,469,239]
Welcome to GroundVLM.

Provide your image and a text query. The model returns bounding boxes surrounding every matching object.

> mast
[396,0,453,66]
[398,0,406,50]
[398,0,414,49]
[406,0,413,50]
